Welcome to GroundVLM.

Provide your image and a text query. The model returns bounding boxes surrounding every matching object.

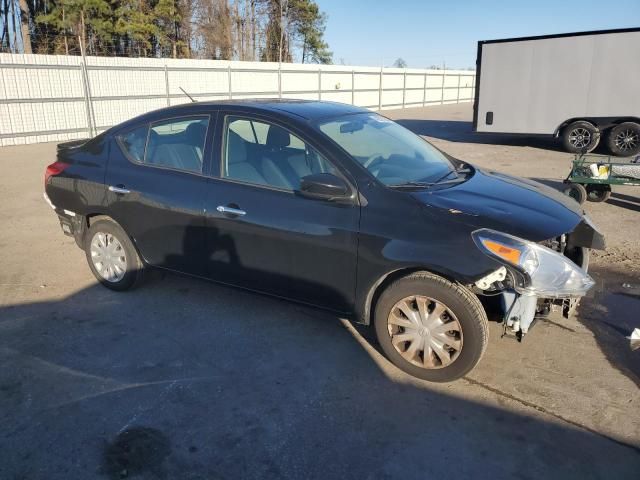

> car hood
[411,168,584,242]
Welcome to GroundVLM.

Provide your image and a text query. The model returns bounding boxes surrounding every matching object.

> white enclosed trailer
[473,28,640,156]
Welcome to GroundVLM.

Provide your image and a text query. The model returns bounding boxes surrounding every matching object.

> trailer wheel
[563,183,587,204]
[562,121,600,154]
[606,122,640,157]
[586,184,611,203]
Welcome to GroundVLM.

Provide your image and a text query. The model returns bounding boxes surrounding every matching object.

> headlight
[472,229,595,298]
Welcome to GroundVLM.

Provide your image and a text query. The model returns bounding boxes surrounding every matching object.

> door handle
[108,185,130,195]
[216,205,246,216]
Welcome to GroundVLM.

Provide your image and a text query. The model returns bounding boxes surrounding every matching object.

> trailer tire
[563,183,587,204]
[586,184,611,203]
[562,121,600,154]
[606,122,640,157]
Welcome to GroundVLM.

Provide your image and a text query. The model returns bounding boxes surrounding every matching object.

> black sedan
[44,100,603,382]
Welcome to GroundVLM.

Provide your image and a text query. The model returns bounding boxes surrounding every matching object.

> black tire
[563,183,587,204]
[561,121,600,154]
[84,219,144,291]
[586,184,611,203]
[374,272,489,382]
[606,122,640,157]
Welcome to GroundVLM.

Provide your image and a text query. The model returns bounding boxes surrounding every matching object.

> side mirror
[297,173,351,202]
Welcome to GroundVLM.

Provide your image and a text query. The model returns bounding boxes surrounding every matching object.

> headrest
[266,125,290,149]
[226,130,247,164]
[148,129,159,143]
[186,121,206,146]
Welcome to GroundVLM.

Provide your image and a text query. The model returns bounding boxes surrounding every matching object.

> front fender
[353,215,501,325]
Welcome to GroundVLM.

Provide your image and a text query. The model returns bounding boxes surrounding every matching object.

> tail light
[44,161,69,187]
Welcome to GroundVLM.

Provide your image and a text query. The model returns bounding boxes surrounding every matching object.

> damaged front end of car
[470,217,605,341]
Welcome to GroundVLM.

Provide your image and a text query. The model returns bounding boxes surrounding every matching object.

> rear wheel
[374,272,489,382]
[562,121,600,153]
[563,183,587,204]
[85,219,144,291]
[606,122,640,157]
[586,184,611,203]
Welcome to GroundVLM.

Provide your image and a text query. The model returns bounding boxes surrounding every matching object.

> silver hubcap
[569,128,592,148]
[614,129,639,152]
[90,232,127,282]
[387,295,463,369]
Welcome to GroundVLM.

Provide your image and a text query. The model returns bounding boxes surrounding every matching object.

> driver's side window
[223,116,336,190]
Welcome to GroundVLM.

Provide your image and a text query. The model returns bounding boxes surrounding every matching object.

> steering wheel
[363,153,384,168]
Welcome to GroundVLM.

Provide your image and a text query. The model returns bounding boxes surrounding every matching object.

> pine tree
[36,0,114,55]
[291,0,330,64]
[114,0,157,56]
[154,0,185,58]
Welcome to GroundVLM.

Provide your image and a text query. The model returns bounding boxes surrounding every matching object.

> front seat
[226,130,267,185]
[260,125,298,189]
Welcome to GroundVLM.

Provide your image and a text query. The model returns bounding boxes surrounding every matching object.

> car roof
[166,99,367,120]
[109,99,370,135]
[227,99,369,120]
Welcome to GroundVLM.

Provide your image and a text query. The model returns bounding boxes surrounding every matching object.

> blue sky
[319,0,640,68]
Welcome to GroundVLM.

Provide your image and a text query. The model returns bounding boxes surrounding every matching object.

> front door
[203,113,360,311]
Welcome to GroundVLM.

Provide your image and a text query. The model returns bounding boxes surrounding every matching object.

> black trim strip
[479,27,640,45]
[472,41,483,130]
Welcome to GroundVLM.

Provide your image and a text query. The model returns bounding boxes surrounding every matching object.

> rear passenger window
[119,126,148,162]
[118,116,209,174]
[223,116,337,191]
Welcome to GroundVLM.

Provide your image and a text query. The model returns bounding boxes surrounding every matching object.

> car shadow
[1,272,639,478]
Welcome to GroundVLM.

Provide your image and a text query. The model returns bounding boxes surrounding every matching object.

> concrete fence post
[401,69,406,108]
[318,68,322,100]
[378,67,383,110]
[440,72,445,104]
[79,61,94,137]
[471,75,476,101]
[228,64,232,100]
[351,70,355,106]
[164,65,170,106]
[456,74,461,103]
[422,72,427,107]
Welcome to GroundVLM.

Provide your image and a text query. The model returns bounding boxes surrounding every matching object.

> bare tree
[18,0,32,53]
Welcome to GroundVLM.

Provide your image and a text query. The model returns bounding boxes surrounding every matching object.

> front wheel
[374,272,489,382]
[85,219,144,291]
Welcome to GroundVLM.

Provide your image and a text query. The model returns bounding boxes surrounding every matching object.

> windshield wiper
[387,181,435,189]
[430,169,458,185]
[388,171,471,190]
[388,164,473,190]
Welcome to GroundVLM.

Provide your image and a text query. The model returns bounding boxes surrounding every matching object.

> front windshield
[318,113,453,185]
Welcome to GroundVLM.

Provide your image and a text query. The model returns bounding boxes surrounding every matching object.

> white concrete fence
[0,53,475,146]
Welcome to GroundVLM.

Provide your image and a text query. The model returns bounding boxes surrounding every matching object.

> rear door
[203,111,360,311]
[105,112,215,276]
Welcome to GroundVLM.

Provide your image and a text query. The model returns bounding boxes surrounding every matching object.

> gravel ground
[0,103,638,479]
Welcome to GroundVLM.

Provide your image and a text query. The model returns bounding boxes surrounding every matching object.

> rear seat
[146,122,205,173]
